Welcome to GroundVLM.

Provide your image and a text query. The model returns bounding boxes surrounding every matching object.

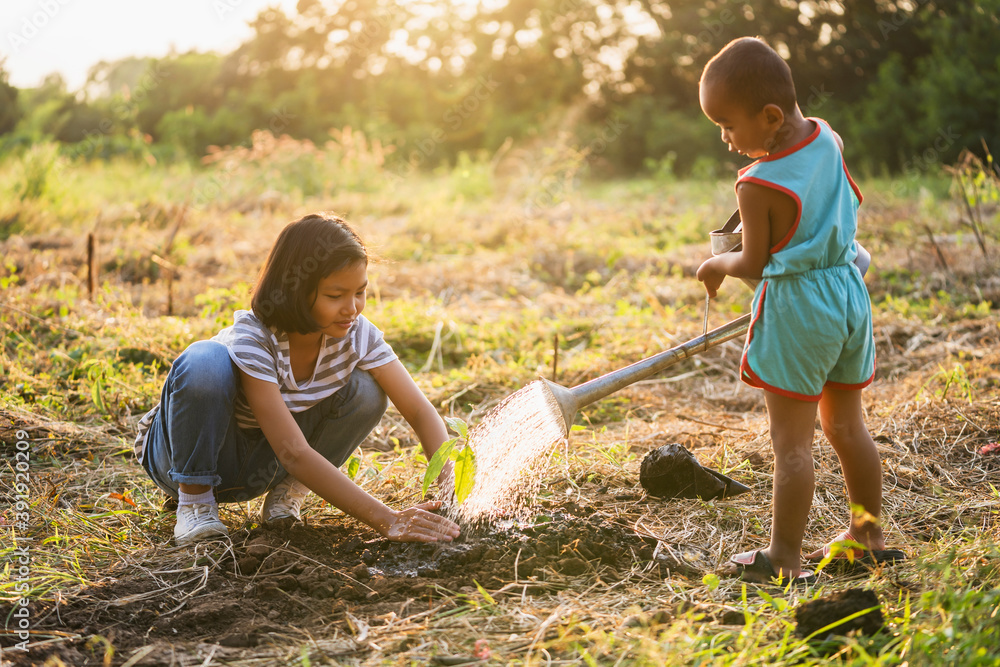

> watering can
[542,210,750,434]
[541,208,872,435]
[540,314,750,438]
[539,316,752,500]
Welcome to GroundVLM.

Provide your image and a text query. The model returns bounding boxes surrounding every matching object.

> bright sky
[1,0,299,90]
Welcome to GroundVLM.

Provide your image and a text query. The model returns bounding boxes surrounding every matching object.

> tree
[0,61,22,136]
[6,0,996,176]
[134,53,226,142]
[834,1,1000,172]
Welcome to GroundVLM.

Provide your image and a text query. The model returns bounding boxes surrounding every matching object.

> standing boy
[696,37,904,582]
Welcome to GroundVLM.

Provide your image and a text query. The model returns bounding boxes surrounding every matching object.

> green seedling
[422,416,477,504]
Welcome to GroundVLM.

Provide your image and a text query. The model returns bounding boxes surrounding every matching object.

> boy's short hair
[700,37,798,116]
[252,213,368,334]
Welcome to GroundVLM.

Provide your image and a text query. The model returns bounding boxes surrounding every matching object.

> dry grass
[2,170,1000,666]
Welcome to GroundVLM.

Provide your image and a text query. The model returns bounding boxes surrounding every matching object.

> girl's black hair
[700,37,798,116]
[251,213,368,333]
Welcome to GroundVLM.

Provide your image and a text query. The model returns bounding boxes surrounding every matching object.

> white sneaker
[261,477,309,527]
[174,503,228,545]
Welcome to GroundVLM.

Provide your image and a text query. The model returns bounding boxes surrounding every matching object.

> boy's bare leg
[764,391,819,578]
[806,386,885,557]
[179,483,212,494]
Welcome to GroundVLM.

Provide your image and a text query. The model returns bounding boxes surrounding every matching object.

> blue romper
[738,118,875,401]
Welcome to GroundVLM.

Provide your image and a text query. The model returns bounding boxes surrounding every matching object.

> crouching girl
[134,213,460,545]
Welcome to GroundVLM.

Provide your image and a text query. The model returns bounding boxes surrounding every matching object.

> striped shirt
[133,310,397,463]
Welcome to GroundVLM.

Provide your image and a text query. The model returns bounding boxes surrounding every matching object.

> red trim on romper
[734,121,822,254]
[825,374,875,391]
[734,118,823,181]
[842,159,863,204]
[742,364,823,402]
[756,119,821,163]
[740,282,767,370]
[737,176,803,253]
[813,118,864,205]
[843,159,863,204]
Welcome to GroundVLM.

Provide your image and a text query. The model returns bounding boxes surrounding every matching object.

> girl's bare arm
[368,360,450,462]
[240,370,459,542]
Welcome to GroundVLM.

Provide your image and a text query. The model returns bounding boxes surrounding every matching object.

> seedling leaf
[445,416,469,440]
[454,445,477,504]
[422,437,457,498]
[474,579,495,605]
[347,453,361,480]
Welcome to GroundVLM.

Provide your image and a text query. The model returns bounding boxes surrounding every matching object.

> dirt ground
[6,359,1000,666]
[5,311,1000,666]
[4,453,693,666]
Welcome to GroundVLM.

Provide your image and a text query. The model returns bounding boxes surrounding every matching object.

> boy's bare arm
[832,130,845,152]
[730,182,776,275]
[697,182,779,296]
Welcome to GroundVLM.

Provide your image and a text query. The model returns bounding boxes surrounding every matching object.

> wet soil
[18,511,671,664]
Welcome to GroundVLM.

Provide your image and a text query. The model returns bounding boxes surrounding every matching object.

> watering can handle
[702,294,710,351]
[721,209,742,234]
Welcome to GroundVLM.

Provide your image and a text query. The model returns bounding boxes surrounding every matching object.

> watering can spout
[540,378,579,437]
[539,314,752,436]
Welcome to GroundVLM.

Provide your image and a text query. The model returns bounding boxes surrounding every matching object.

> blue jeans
[142,340,387,503]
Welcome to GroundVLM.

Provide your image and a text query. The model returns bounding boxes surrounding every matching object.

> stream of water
[449,380,568,527]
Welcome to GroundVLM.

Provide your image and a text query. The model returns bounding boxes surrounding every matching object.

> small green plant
[1,261,18,288]
[919,362,975,403]
[473,579,496,607]
[15,142,61,201]
[346,449,362,480]
[422,416,476,504]
[947,145,998,258]
[755,587,790,612]
[77,358,111,412]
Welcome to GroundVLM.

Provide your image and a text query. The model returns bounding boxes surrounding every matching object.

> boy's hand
[383,501,460,543]
[697,257,726,298]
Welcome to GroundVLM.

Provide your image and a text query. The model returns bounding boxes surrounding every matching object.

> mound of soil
[26,512,670,659]
[795,588,884,638]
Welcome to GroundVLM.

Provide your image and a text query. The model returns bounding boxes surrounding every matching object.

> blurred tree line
[0,0,997,177]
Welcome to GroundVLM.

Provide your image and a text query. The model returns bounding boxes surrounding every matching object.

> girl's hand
[382,501,461,543]
[697,257,726,298]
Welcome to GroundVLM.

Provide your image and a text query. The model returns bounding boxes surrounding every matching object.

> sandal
[806,531,907,566]
[725,549,817,585]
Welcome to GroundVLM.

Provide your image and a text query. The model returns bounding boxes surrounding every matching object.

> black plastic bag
[639,443,750,500]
